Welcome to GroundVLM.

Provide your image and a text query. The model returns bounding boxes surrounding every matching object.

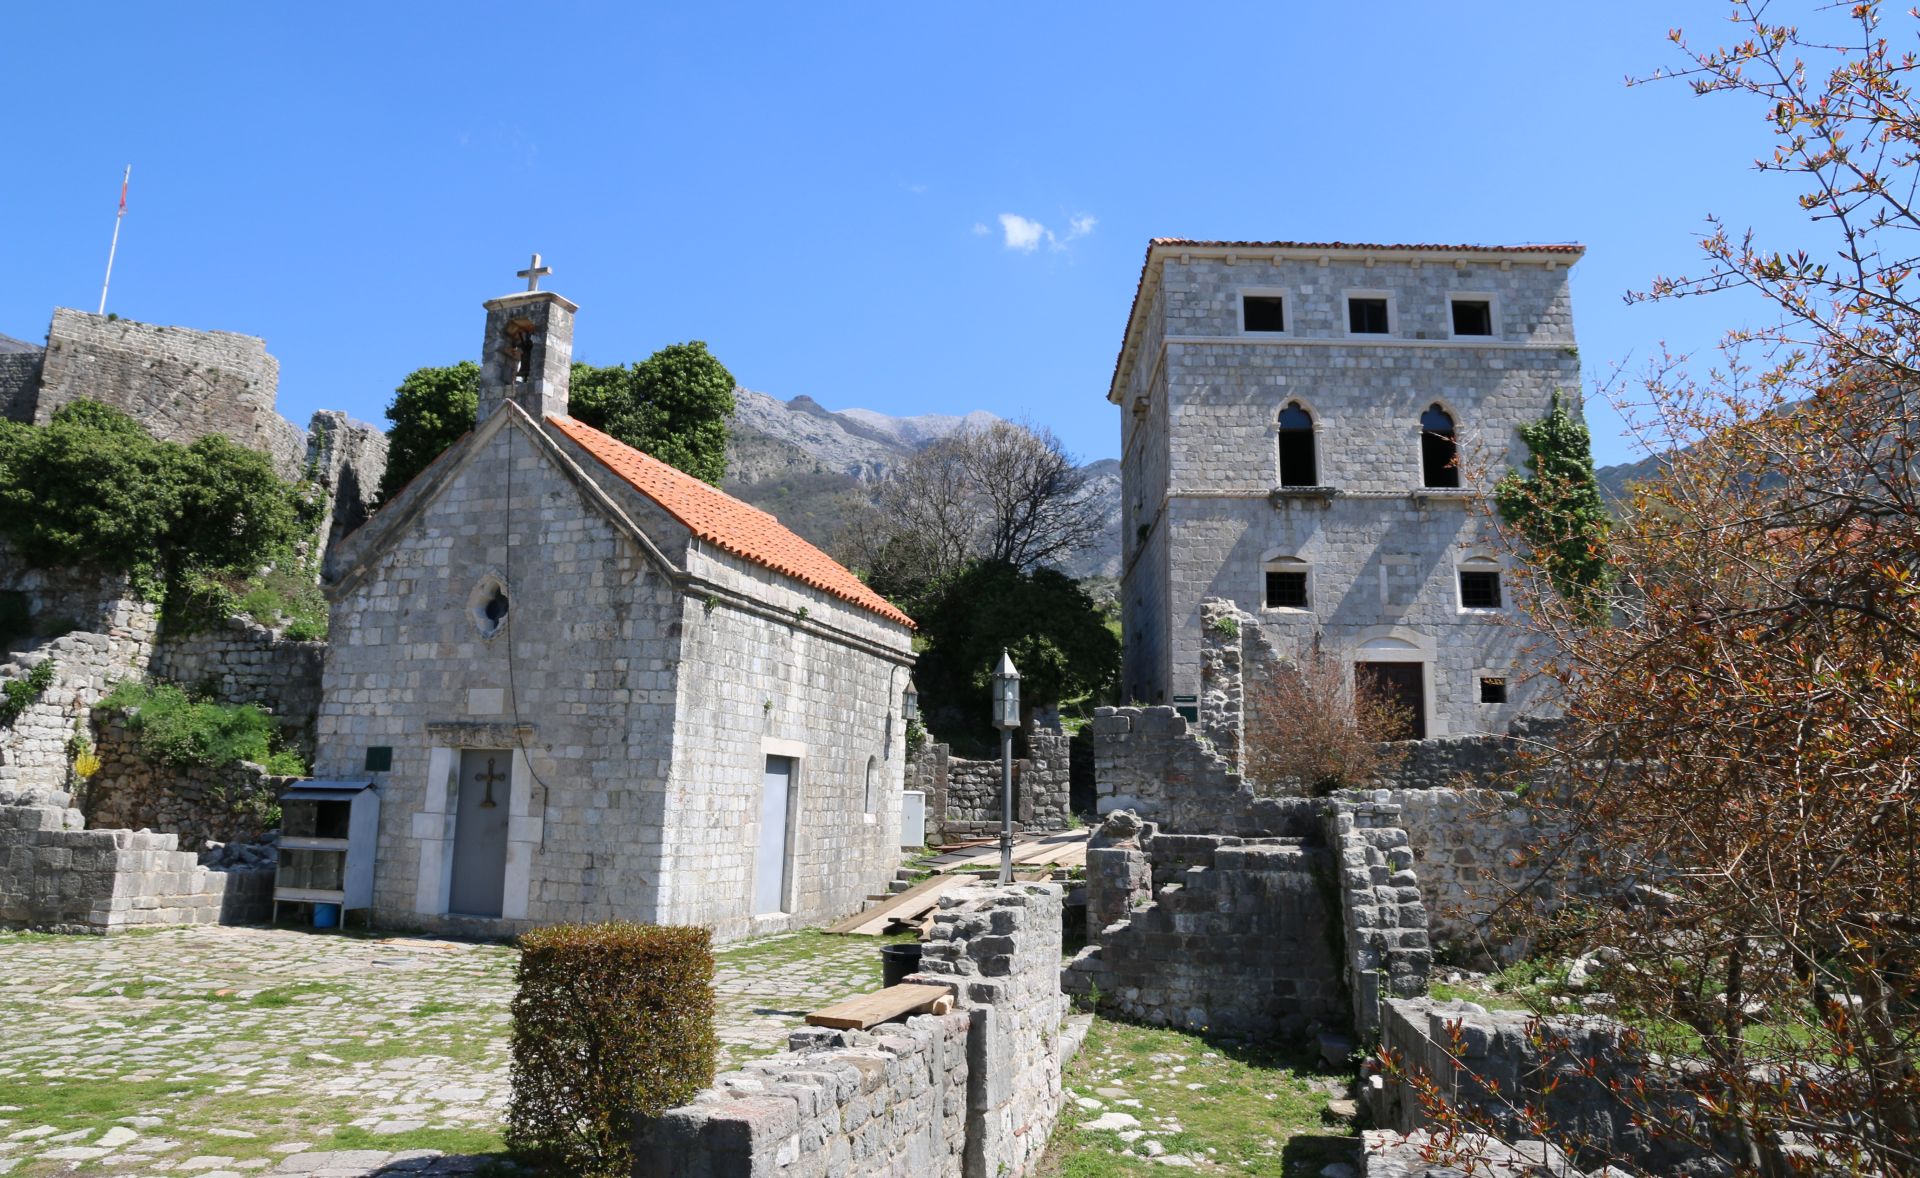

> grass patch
[1039,1016,1354,1177]
[245,980,351,1008]
[324,1123,509,1157]
[0,1076,209,1137]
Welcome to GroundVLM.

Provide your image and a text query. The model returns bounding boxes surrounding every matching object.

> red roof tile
[548,415,914,630]
[1108,238,1587,401]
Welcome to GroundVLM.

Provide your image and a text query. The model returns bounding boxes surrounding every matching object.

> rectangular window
[1459,570,1503,609]
[1451,299,1493,336]
[1278,430,1317,486]
[1348,297,1390,334]
[1265,569,1309,609]
[1479,677,1508,704]
[1243,295,1286,333]
[364,746,393,772]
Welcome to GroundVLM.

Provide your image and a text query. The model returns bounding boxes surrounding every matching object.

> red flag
[117,172,127,216]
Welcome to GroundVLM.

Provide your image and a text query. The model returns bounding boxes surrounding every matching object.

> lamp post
[991,650,1021,885]
[902,675,919,725]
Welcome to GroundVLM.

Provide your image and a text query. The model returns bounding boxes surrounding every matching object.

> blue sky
[0,3,1814,468]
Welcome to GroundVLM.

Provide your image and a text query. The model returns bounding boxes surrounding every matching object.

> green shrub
[0,660,56,728]
[508,922,718,1177]
[99,681,282,769]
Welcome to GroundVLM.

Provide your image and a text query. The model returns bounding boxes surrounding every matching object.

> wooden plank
[824,873,978,936]
[806,983,953,1030]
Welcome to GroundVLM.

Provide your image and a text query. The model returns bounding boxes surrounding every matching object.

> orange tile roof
[548,415,914,629]
[1108,237,1587,401]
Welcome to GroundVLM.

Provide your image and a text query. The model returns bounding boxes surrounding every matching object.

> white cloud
[972,222,991,236]
[987,211,1098,253]
[998,213,1048,252]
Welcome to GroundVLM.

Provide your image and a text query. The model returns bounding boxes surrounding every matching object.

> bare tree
[1242,643,1409,796]
[842,419,1105,595]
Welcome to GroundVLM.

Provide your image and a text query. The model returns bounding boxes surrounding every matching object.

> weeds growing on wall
[0,660,56,728]
[507,922,718,1178]
[98,681,307,775]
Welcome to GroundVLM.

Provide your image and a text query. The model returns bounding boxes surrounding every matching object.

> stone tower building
[315,272,916,941]
[1110,238,1585,740]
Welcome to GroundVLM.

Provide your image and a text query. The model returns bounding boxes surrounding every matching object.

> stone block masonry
[0,785,272,933]
[1323,794,1432,1036]
[909,725,1071,844]
[1064,832,1346,1039]
[635,884,1078,1178]
[81,709,292,850]
[148,615,326,743]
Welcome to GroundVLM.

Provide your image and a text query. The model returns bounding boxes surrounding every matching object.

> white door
[450,749,511,918]
[755,755,794,914]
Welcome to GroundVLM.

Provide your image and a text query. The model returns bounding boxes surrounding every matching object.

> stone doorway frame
[411,722,542,921]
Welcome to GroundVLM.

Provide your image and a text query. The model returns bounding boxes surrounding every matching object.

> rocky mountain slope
[722,390,1122,579]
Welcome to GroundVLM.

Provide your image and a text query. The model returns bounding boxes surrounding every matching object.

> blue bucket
[313,903,341,929]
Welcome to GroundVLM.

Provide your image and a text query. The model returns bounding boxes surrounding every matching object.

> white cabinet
[273,780,380,927]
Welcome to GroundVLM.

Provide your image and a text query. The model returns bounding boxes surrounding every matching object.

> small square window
[364,746,393,772]
[1452,299,1493,336]
[1244,295,1286,332]
[1348,297,1390,334]
[1460,570,1503,609]
[1266,569,1309,609]
[1479,677,1508,704]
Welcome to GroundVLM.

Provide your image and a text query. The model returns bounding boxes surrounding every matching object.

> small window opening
[1479,677,1508,704]
[484,587,510,624]
[364,746,393,772]
[470,576,512,638]
[1460,569,1503,610]
[1244,295,1286,332]
[1421,404,1460,488]
[864,757,878,814]
[1452,299,1493,336]
[1277,402,1317,486]
[1348,297,1390,334]
[1265,568,1309,609]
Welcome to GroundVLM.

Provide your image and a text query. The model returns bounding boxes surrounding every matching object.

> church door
[754,755,794,915]
[450,748,512,918]
[1355,662,1426,741]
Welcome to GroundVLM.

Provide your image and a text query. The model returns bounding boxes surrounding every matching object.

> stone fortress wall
[146,615,327,743]
[635,884,1079,1178]
[908,725,1072,844]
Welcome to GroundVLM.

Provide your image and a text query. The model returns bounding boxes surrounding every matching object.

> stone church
[314,270,916,941]
[1110,238,1584,739]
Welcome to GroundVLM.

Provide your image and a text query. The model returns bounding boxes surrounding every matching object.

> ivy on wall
[1495,392,1612,620]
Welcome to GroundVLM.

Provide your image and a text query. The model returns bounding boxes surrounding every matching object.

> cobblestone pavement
[0,925,900,1176]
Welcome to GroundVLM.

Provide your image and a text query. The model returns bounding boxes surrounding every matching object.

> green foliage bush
[376,342,737,505]
[0,661,56,728]
[0,402,311,605]
[98,681,306,774]
[507,922,718,1177]
[1495,391,1612,619]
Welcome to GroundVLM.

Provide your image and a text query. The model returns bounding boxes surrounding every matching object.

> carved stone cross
[475,756,506,809]
[516,252,551,292]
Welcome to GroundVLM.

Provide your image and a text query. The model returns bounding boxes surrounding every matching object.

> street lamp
[902,675,919,724]
[991,650,1021,884]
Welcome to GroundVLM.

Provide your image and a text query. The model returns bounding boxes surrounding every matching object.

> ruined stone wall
[635,884,1075,1178]
[149,616,325,740]
[33,309,305,481]
[1324,794,1433,1035]
[1090,705,1308,837]
[1369,997,1716,1174]
[79,709,290,850]
[305,409,389,556]
[0,786,271,933]
[1064,833,1346,1039]
[911,726,1071,844]
[0,349,41,422]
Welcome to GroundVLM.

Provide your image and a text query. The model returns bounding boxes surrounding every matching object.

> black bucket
[880,942,923,988]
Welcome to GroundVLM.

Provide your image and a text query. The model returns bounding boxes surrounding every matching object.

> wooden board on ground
[825,872,980,936]
[935,832,1088,874]
[806,983,954,1030]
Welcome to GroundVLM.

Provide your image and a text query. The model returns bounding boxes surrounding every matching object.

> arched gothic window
[1420,404,1459,488]
[1277,402,1317,487]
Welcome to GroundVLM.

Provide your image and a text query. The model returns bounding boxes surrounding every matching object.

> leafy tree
[1493,391,1611,619]
[375,360,480,504]
[910,561,1118,749]
[374,342,736,503]
[0,402,306,601]
[1412,9,1920,1173]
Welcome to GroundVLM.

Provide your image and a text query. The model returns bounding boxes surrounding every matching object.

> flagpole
[98,165,130,316]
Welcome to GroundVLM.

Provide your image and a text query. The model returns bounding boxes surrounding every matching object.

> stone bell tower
[477,253,576,421]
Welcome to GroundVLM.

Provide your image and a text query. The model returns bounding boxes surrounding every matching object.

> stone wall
[1065,830,1346,1039]
[0,606,160,795]
[1324,794,1432,1036]
[635,884,1076,1178]
[149,616,326,741]
[305,409,389,557]
[79,709,290,850]
[0,785,272,933]
[0,348,41,422]
[1368,997,1716,1174]
[910,726,1071,844]
[32,308,306,481]
[1090,705,1307,837]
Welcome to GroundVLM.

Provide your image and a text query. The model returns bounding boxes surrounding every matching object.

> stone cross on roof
[516,252,552,292]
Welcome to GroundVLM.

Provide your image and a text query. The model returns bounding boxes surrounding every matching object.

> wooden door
[755,755,794,915]
[1355,662,1426,741]
[450,748,511,918]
